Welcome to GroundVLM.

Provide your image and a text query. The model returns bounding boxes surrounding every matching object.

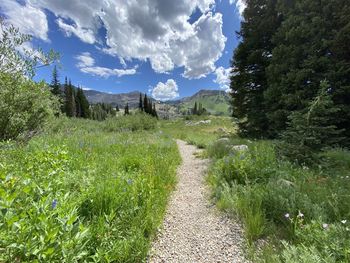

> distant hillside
[172,90,231,116]
[82,89,231,116]
[84,90,143,108]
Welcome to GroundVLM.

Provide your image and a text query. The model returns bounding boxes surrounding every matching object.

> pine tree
[198,103,203,115]
[148,98,152,114]
[124,103,129,115]
[144,94,149,114]
[64,78,76,117]
[50,65,61,97]
[278,81,344,164]
[116,104,120,112]
[193,102,198,115]
[230,0,281,137]
[75,87,90,118]
[139,93,144,111]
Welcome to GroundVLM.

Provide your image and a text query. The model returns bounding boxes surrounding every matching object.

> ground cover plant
[160,116,236,149]
[207,137,350,262]
[0,115,180,262]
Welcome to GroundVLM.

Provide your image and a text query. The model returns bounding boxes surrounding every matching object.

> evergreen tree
[148,98,152,114]
[64,78,76,117]
[193,102,198,115]
[144,94,149,114]
[76,87,90,118]
[124,103,129,115]
[279,81,344,164]
[139,93,144,111]
[50,65,61,97]
[116,104,120,112]
[230,0,281,137]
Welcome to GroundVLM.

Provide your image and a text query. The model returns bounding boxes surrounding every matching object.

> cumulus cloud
[1,0,48,41]
[28,0,226,79]
[150,79,179,101]
[214,66,231,92]
[75,52,137,78]
[229,0,247,17]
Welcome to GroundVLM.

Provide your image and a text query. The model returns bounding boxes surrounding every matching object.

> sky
[0,0,245,100]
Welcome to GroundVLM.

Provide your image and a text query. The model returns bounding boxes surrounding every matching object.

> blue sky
[1,0,245,100]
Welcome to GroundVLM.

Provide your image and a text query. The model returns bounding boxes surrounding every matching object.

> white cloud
[57,18,96,44]
[214,66,231,92]
[150,79,179,101]
[1,0,48,41]
[28,0,226,79]
[75,52,138,78]
[229,0,247,17]
[75,52,95,67]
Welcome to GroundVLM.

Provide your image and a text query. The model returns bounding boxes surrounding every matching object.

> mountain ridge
[82,88,231,116]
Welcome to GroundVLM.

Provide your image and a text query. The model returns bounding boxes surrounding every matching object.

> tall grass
[0,115,180,262]
[208,137,350,262]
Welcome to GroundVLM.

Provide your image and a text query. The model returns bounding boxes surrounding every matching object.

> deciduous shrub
[0,73,57,140]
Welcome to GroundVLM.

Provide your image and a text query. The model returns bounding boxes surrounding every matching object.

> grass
[160,115,236,149]
[2,113,349,262]
[0,115,180,262]
[207,137,350,262]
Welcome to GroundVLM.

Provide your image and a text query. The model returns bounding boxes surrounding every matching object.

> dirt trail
[148,140,247,263]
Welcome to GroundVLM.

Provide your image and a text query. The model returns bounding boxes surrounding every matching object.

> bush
[0,73,56,140]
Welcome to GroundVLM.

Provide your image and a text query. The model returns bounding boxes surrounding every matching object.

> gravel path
[148,140,247,263]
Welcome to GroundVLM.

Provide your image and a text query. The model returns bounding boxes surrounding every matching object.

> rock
[231,145,249,151]
[216,137,230,143]
[216,127,226,133]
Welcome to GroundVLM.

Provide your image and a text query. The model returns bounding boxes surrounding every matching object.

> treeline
[138,93,158,118]
[231,0,350,152]
[192,102,207,116]
[50,66,117,121]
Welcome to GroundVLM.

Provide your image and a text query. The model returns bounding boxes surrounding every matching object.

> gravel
[148,140,247,263]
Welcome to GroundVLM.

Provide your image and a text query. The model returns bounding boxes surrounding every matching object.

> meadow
[162,115,350,262]
[1,113,349,262]
[0,115,180,262]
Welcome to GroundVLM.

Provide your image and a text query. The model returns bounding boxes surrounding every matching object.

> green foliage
[0,73,57,140]
[208,139,350,261]
[50,65,61,97]
[192,101,207,115]
[75,88,90,118]
[230,0,280,137]
[103,114,157,132]
[0,117,180,262]
[278,80,344,165]
[90,103,116,121]
[63,78,76,117]
[0,19,58,141]
[0,18,59,78]
[230,0,350,145]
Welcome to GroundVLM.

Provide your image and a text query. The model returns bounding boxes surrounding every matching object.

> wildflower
[322,223,329,229]
[346,176,349,179]
[284,213,290,219]
[52,199,57,209]
[297,211,304,218]
[341,220,347,224]
[127,179,133,185]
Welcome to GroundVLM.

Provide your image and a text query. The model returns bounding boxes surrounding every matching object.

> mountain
[82,89,231,116]
[84,90,143,108]
[170,90,231,116]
